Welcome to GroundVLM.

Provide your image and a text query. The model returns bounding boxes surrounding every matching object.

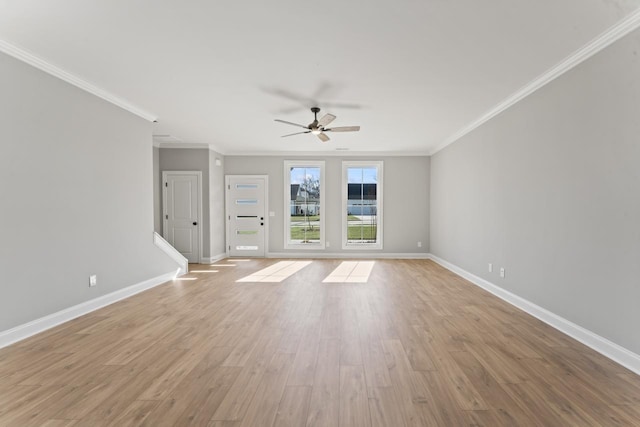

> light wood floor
[1,259,640,426]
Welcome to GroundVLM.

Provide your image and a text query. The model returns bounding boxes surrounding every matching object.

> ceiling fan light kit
[275,107,360,142]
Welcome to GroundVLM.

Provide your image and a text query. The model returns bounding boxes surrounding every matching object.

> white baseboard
[200,253,228,264]
[266,252,430,260]
[0,271,176,350]
[428,254,640,376]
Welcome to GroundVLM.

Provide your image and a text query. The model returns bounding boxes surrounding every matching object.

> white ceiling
[1,0,640,154]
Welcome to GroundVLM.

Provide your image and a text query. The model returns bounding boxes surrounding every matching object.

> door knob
[193,222,198,226]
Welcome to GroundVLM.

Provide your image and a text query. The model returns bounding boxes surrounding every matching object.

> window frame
[342,161,383,250]
[284,160,326,250]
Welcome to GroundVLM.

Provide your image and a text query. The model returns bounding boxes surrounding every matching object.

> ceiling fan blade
[317,132,330,142]
[274,119,309,129]
[281,131,311,138]
[318,113,336,127]
[324,126,360,132]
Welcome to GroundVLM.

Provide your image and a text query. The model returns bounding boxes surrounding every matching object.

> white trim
[430,7,640,155]
[162,171,203,265]
[284,161,326,250]
[342,161,384,250]
[200,252,228,264]
[266,252,429,259]
[0,38,157,122]
[225,175,269,258]
[154,232,188,275]
[156,142,225,153]
[428,254,640,376]
[224,150,431,157]
[0,271,176,349]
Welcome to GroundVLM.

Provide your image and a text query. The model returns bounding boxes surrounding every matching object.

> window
[284,161,325,249]
[342,161,383,249]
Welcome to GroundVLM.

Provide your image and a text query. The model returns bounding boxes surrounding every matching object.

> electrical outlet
[89,275,97,287]
[488,263,493,273]
[500,268,505,278]
[417,241,422,248]
[326,241,331,248]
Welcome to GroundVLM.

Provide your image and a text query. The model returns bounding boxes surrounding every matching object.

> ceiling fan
[275,107,360,142]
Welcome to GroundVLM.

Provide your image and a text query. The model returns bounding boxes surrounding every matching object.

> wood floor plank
[273,386,312,427]
[104,399,159,427]
[238,352,295,427]
[339,365,371,427]
[0,259,638,426]
[381,340,439,426]
[286,324,321,386]
[415,371,472,426]
[361,338,392,398]
[39,420,78,427]
[0,384,72,426]
[305,339,340,427]
[211,330,284,421]
[368,386,407,427]
[3,352,75,386]
[448,350,531,425]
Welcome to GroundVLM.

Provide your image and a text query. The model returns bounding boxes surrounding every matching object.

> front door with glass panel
[226,175,267,257]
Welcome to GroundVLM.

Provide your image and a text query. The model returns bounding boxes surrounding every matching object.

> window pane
[347,167,378,244]
[289,166,321,244]
[235,199,258,205]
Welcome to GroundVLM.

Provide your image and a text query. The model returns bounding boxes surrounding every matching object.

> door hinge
[228,245,231,251]
[227,184,230,190]
[228,215,231,220]
[165,182,168,187]
[165,214,168,220]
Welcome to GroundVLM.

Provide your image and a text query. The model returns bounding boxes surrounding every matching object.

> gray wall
[209,151,226,257]
[225,156,430,255]
[158,148,210,258]
[430,28,640,354]
[153,146,162,234]
[0,51,177,332]
[157,148,227,260]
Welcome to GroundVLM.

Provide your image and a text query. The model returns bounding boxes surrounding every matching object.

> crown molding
[156,142,225,153]
[223,150,430,157]
[0,38,157,122]
[156,142,209,149]
[430,7,640,155]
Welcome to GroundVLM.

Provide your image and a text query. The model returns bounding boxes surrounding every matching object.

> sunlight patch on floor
[322,261,375,283]
[237,261,312,283]
[190,270,219,273]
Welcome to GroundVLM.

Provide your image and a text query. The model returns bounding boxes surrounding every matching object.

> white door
[226,175,267,257]
[163,171,201,263]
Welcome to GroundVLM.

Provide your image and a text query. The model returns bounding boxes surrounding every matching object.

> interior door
[226,176,267,257]
[163,172,200,263]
